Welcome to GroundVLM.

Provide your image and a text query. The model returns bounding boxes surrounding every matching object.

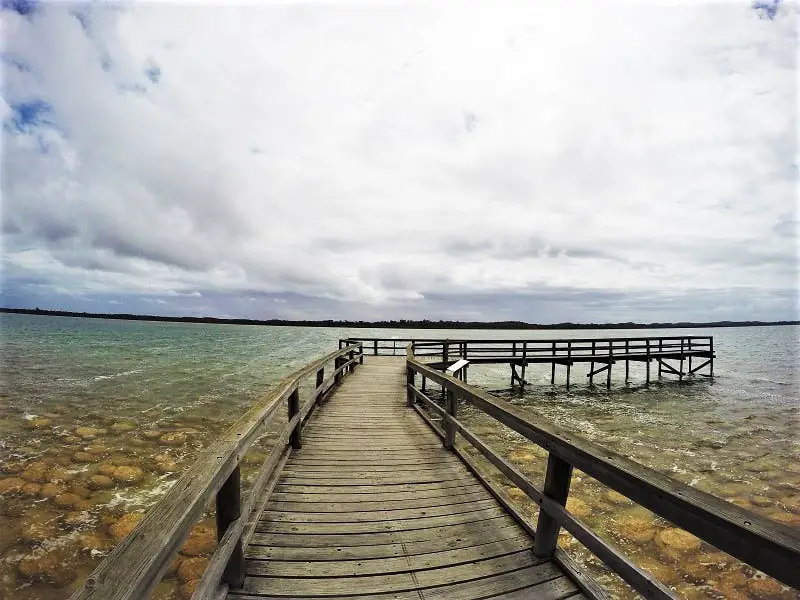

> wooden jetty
[342,335,715,390]
[70,340,799,600]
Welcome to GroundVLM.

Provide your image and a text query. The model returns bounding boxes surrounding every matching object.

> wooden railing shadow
[69,342,364,600]
[405,347,800,600]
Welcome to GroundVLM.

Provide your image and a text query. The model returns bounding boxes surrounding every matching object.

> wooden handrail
[69,342,363,600]
[406,358,800,594]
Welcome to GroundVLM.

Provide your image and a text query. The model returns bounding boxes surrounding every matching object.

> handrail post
[334,357,342,386]
[406,367,415,407]
[624,340,629,381]
[374,340,378,356]
[688,338,692,373]
[658,339,663,378]
[679,338,685,381]
[533,453,573,558]
[443,339,449,364]
[348,348,354,373]
[607,341,613,389]
[216,466,244,587]
[315,367,324,395]
[646,339,651,384]
[709,337,714,377]
[589,341,596,385]
[444,386,456,450]
[359,344,364,364]
[566,342,572,391]
[550,341,556,385]
[288,388,301,449]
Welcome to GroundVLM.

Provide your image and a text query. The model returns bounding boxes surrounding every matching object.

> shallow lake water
[0,314,797,599]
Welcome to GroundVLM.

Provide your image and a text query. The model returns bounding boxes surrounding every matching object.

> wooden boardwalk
[229,358,585,600]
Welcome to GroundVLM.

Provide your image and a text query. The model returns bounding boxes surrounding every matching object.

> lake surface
[0,314,797,599]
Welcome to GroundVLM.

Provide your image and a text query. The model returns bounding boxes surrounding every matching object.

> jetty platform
[69,340,799,600]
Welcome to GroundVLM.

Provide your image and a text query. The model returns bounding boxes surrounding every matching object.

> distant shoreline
[2,307,798,330]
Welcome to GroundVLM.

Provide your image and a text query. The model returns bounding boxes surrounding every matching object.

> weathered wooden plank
[267,490,491,512]
[278,465,468,478]
[228,561,564,599]
[237,550,544,596]
[277,472,473,485]
[246,536,533,578]
[258,498,499,523]
[273,479,479,495]
[286,456,459,468]
[247,516,521,548]
[245,527,526,561]
[270,483,485,504]
[488,576,581,600]
[255,506,509,534]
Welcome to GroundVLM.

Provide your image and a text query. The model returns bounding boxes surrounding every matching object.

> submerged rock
[75,426,107,439]
[88,475,114,490]
[177,556,209,582]
[111,422,137,433]
[614,514,657,544]
[77,532,111,553]
[565,497,591,520]
[635,556,681,585]
[17,548,78,587]
[47,467,75,484]
[72,452,99,463]
[19,510,61,544]
[53,492,82,508]
[159,432,187,446]
[655,527,701,561]
[0,477,26,496]
[23,417,52,430]
[111,466,144,485]
[109,512,144,542]
[747,575,792,599]
[39,483,65,499]
[180,579,200,600]
[605,489,631,505]
[180,525,216,556]
[97,464,118,477]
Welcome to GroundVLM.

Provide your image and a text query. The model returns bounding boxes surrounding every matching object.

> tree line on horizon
[1,307,797,329]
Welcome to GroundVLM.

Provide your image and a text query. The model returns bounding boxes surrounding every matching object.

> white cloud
[1,0,797,320]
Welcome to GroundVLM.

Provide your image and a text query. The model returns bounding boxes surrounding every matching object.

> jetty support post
[315,367,325,402]
[646,339,651,384]
[288,388,301,449]
[710,338,714,377]
[216,466,244,587]
[551,342,556,385]
[334,357,343,386]
[680,338,685,382]
[625,340,630,381]
[607,341,613,390]
[348,348,355,374]
[444,388,457,450]
[534,453,573,558]
[566,342,572,391]
[658,340,663,378]
[589,341,596,386]
[521,342,528,391]
[688,338,692,373]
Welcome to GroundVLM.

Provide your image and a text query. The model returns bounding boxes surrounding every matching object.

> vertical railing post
[709,337,714,377]
[216,466,244,587]
[406,368,415,407]
[606,341,612,390]
[688,338,692,373]
[625,340,630,381]
[551,341,556,385]
[589,341,596,385]
[288,387,301,449]
[566,342,572,391]
[679,338,685,381]
[646,339,651,384]
[315,367,324,397]
[444,386,456,450]
[533,453,573,558]
[443,340,449,364]
[374,340,378,356]
[359,344,364,364]
[658,339,663,378]
[348,348,354,374]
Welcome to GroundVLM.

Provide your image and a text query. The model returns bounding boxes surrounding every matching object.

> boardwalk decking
[229,358,585,600]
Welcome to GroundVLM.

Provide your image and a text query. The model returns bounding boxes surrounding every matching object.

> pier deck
[231,358,583,599]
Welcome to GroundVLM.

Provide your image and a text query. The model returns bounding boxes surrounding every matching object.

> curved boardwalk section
[229,358,584,600]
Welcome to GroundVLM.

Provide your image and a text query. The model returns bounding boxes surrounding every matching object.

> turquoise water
[0,314,798,599]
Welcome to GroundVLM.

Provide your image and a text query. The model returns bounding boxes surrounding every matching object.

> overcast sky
[1,0,797,323]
